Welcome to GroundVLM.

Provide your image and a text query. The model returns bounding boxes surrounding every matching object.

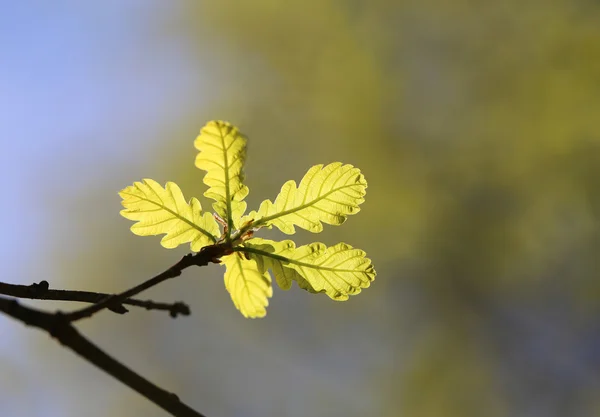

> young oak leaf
[119,179,220,251]
[222,253,273,318]
[242,162,366,235]
[194,120,249,234]
[239,238,375,301]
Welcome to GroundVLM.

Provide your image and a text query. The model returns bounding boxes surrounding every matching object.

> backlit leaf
[240,239,376,300]
[119,179,219,251]
[222,253,273,318]
[194,120,249,233]
[245,163,366,234]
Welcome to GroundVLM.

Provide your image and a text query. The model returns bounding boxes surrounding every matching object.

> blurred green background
[2,1,600,416]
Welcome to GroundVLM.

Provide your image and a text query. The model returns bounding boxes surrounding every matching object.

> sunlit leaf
[194,120,249,233]
[222,253,273,318]
[244,162,366,234]
[119,179,219,251]
[240,238,376,300]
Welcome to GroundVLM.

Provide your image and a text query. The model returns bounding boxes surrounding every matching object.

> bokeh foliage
[179,1,600,415]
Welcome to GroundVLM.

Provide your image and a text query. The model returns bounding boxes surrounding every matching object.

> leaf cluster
[120,121,375,317]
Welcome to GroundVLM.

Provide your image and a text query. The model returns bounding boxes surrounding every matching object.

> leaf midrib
[123,191,216,243]
[256,182,360,226]
[235,246,370,274]
[219,128,233,237]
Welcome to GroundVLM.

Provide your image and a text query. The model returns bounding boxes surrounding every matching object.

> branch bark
[0,296,206,417]
[0,243,233,415]
[67,242,229,322]
[0,281,190,317]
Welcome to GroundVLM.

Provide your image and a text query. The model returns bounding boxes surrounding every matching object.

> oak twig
[66,242,229,322]
[0,296,205,417]
[0,281,190,317]
[0,243,232,416]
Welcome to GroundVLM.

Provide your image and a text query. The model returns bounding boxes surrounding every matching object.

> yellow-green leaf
[245,162,366,234]
[194,120,249,232]
[242,238,317,292]
[240,239,376,300]
[119,179,219,251]
[222,253,273,318]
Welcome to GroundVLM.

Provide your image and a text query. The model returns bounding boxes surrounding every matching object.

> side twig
[0,296,205,417]
[0,281,190,317]
[67,243,229,322]
[0,244,231,415]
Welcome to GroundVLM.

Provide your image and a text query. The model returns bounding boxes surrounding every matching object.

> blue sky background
[0,2,204,416]
[0,1,199,270]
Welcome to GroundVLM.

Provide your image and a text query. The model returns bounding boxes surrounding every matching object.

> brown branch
[67,243,230,322]
[0,243,232,414]
[0,281,190,318]
[0,296,206,417]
